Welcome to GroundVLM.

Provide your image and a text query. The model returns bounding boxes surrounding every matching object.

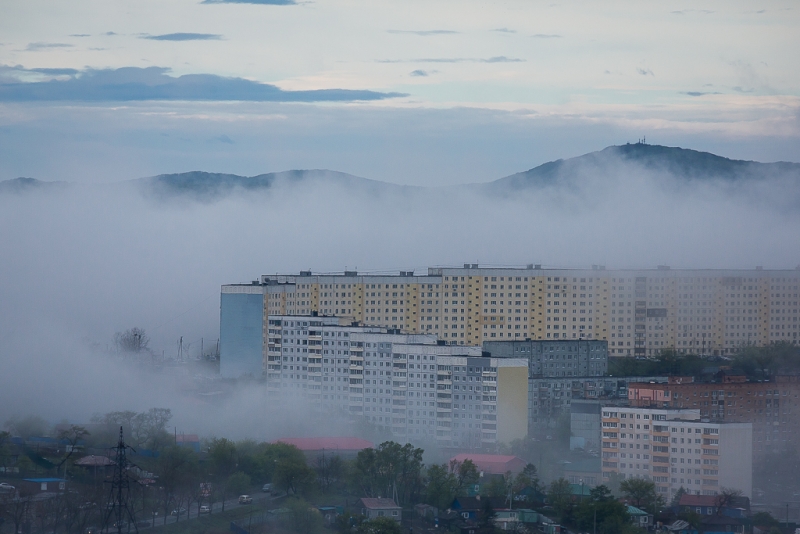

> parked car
[0,482,15,493]
[261,483,272,493]
[238,495,253,504]
[171,507,187,516]
[135,520,151,528]
[199,505,211,514]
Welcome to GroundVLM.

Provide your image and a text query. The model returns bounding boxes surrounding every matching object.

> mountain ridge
[3,144,798,199]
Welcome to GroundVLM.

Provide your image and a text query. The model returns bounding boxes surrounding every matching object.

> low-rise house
[356,498,401,522]
[627,505,651,528]
[677,494,750,519]
[450,496,508,521]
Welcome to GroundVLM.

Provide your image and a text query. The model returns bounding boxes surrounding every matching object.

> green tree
[208,437,238,510]
[283,497,324,534]
[316,453,345,494]
[670,486,687,507]
[357,516,402,534]
[352,441,424,505]
[478,497,497,534]
[574,485,632,534]
[752,511,780,528]
[275,454,316,497]
[451,459,480,495]
[619,477,664,513]
[227,471,251,498]
[155,444,197,524]
[547,478,573,524]
[424,464,456,509]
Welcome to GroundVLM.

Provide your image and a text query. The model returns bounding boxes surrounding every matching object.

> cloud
[531,33,561,38]
[202,0,297,4]
[491,28,516,33]
[143,33,223,41]
[379,56,524,64]
[410,70,428,77]
[30,68,80,75]
[25,42,73,51]
[671,9,714,15]
[682,91,722,97]
[70,34,91,37]
[387,30,459,36]
[483,56,523,63]
[0,66,406,102]
[105,31,118,36]
[636,67,654,76]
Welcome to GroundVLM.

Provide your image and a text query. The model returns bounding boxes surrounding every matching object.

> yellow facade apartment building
[225,264,800,358]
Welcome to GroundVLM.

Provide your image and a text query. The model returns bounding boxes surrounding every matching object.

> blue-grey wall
[220,292,263,378]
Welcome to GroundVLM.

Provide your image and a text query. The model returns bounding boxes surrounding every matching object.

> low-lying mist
[1,149,798,439]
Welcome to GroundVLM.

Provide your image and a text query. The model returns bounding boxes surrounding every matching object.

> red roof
[276,437,373,451]
[450,453,527,475]
[679,494,717,507]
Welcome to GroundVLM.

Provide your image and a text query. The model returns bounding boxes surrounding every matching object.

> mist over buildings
[1,147,799,438]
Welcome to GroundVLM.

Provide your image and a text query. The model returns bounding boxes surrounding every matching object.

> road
[136,491,277,529]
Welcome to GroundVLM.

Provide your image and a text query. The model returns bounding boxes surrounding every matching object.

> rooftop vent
[299,270,312,277]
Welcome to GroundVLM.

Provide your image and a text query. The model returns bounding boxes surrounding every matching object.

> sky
[0,0,798,185]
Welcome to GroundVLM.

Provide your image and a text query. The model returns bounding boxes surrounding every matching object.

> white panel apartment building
[264,315,528,448]
[600,407,752,499]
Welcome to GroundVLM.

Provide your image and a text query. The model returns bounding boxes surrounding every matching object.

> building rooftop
[275,437,373,451]
[450,453,527,475]
[359,498,400,510]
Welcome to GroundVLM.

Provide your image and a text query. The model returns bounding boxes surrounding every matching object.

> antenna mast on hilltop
[102,427,139,534]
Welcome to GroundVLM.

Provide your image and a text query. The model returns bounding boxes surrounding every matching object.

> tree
[96,408,172,450]
[316,453,345,494]
[619,477,664,514]
[208,437,238,510]
[283,497,324,534]
[752,511,780,528]
[357,516,402,534]
[424,464,456,509]
[4,415,49,438]
[574,485,632,534]
[512,463,540,494]
[55,425,90,471]
[227,471,251,498]
[275,454,316,497]
[714,487,743,515]
[547,478,573,524]
[0,431,12,472]
[670,486,687,508]
[352,442,424,505]
[156,444,197,524]
[478,496,497,534]
[114,327,150,353]
[451,459,480,495]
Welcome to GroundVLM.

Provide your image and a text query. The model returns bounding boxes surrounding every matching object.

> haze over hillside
[1,143,799,433]
[4,143,798,202]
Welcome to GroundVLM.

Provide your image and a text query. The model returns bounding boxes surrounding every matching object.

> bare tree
[715,488,743,515]
[114,327,150,354]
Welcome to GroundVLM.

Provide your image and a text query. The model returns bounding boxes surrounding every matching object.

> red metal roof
[450,453,527,475]
[275,437,373,451]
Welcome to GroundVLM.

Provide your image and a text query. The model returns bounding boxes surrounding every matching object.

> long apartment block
[221,264,800,362]
[261,315,528,449]
[600,407,752,499]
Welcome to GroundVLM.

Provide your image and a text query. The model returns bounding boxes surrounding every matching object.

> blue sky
[1,0,798,184]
